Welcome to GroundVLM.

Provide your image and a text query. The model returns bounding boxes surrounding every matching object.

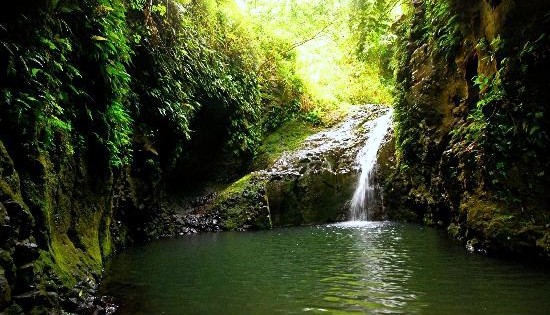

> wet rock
[12,290,40,312]
[265,105,392,226]
[14,263,36,293]
[3,201,34,239]
[14,240,39,265]
[58,279,113,315]
[0,269,11,310]
[0,224,13,248]
[0,250,15,284]
[96,295,118,315]
[1,302,23,314]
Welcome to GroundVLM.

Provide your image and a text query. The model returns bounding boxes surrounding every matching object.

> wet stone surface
[268,104,390,177]
[167,104,393,231]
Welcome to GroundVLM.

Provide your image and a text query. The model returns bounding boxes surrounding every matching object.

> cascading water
[350,109,393,221]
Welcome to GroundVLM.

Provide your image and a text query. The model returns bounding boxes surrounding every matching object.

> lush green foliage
[422,0,461,61]
[128,0,256,165]
[350,0,401,82]
[238,0,394,116]
[0,0,134,167]
[1,0,311,174]
[93,0,134,166]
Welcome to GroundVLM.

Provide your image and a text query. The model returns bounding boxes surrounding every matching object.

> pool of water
[100,222,550,314]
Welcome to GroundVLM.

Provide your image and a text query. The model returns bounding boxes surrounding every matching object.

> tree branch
[258,23,332,72]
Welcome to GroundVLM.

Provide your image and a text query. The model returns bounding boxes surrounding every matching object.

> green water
[100,222,550,315]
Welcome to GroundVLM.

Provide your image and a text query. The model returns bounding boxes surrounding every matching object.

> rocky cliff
[0,135,164,314]
[386,0,550,259]
[162,105,391,234]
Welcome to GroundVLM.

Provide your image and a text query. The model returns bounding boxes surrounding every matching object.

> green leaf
[91,35,108,41]
[529,125,540,135]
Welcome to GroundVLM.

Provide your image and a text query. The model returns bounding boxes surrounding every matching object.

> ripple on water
[100,222,550,315]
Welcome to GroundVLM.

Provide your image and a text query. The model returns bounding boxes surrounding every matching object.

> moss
[74,209,105,264]
[266,169,355,226]
[218,174,254,199]
[49,234,101,286]
[464,196,508,235]
[211,173,271,231]
[252,119,319,170]
[298,171,351,224]
[0,141,23,203]
[461,194,549,257]
[99,214,112,259]
[18,149,110,293]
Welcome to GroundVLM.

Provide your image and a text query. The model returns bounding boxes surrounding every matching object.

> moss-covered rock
[198,105,392,228]
[0,134,165,313]
[266,169,354,226]
[252,120,321,170]
[387,0,550,260]
[209,173,272,231]
[460,193,550,256]
[0,139,108,313]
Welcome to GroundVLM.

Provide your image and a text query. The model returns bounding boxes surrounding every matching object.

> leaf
[40,38,57,50]
[529,125,540,135]
[91,35,108,41]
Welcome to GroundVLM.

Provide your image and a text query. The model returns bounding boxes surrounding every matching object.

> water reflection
[316,222,419,314]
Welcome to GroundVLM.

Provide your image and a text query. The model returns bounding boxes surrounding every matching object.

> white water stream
[350,109,393,221]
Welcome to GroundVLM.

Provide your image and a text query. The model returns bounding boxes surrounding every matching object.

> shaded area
[386,0,550,259]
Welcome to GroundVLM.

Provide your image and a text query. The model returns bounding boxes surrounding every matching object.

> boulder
[207,105,393,228]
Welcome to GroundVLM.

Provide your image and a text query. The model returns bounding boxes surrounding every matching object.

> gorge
[0,0,549,314]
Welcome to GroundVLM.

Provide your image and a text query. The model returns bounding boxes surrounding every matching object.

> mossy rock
[208,166,357,229]
[252,120,319,170]
[0,268,11,310]
[265,169,355,226]
[265,178,302,226]
[210,174,272,231]
[461,194,549,258]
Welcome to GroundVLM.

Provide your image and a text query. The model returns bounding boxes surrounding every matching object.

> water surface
[101,222,550,314]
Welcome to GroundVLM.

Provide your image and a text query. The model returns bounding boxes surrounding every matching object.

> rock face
[0,140,99,313]
[265,105,392,225]
[188,105,393,229]
[387,0,550,259]
[0,136,164,313]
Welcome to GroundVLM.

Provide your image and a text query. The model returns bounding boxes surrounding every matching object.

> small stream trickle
[350,109,393,221]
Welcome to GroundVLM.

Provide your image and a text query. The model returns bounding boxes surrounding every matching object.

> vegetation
[386,0,550,258]
[252,120,321,170]
[1,0,401,183]
[1,0,550,312]
[236,0,395,118]
[1,0,310,173]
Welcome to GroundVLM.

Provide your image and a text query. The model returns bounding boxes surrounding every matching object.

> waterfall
[350,109,393,221]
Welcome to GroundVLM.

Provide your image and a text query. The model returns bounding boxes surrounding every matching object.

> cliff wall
[386,0,550,259]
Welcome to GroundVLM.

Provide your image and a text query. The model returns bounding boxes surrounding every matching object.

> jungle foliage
[0,0,309,178]
[238,0,396,117]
